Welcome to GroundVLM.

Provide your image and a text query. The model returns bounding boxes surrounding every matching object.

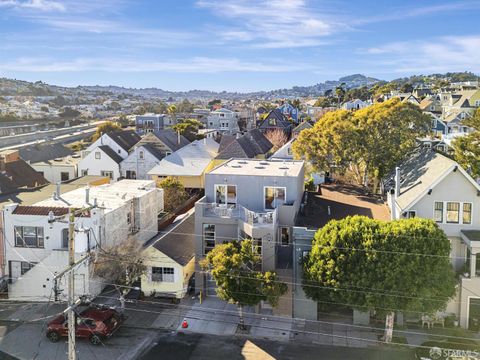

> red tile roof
[12,206,90,217]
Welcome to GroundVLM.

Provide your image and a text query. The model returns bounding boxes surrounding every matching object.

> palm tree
[167,104,178,125]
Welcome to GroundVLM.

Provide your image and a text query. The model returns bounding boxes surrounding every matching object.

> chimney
[85,186,90,204]
[177,130,180,145]
[395,167,401,196]
[390,188,397,220]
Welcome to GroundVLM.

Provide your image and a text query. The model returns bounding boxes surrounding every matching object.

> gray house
[136,114,176,134]
[194,159,305,300]
[385,148,480,329]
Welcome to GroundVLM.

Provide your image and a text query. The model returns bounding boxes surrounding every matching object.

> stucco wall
[204,172,303,213]
[31,163,77,184]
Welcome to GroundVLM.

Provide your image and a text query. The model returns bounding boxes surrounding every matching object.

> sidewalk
[176,297,475,350]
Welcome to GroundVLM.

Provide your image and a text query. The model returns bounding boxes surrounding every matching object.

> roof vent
[279,166,289,170]
[255,166,265,169]
[238,160,247,164]
[231,165,241,168]
[259,161,269,165]
[54,158,63,162]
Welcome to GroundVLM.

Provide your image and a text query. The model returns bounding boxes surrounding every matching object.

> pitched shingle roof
[98,145,124,164]
[141,143,165,161]
[107,130,141,151]
[0,160,49,194]
[218,135,236,153]
[149,211,195,266]
[152,129,190,152]
[383,149,460,210]
[19,143,75,163]
[257,109,293,131]
[244,128,272,154]
[215,129,272,160]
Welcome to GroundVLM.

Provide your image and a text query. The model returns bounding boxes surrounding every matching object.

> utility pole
[68,208,76,360]
[49,205,93,360]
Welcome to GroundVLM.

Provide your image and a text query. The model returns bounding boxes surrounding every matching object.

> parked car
[415,339,479,360]
[46,306,123,345]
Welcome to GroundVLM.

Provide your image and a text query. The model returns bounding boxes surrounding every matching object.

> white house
[2,180,163,301]
[31,155,81,184]
[385,149,480,329]
[79,130,141,181]
[121,130,190,180]
[78,146,123,181]
[341,99,368,111]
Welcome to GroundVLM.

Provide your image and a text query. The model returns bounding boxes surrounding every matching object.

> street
[139,332,413,360]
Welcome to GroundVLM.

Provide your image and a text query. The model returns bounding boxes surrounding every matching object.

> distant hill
[0,72,477,100]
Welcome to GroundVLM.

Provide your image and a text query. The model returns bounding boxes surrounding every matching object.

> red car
[46,306,123,345]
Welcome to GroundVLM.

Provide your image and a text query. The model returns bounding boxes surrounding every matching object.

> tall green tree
[335,83,346,105]
[92,121,122,141]
[201,240,287,330]
[452,108,480,178]
[172,118,203,142]
[303,216,456,342]
[292,98,431,188]
[157,176,189,213]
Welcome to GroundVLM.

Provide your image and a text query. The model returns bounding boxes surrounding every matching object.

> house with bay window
[384,148,480,329]
[194,159,305,298]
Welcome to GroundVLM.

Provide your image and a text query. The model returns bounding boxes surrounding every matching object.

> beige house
[385,149,480,329]
[141,211,195,299]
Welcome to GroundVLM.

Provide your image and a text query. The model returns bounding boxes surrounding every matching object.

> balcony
[200,202,277,227]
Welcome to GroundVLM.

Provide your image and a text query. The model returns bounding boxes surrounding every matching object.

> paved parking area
[0,300,180,360]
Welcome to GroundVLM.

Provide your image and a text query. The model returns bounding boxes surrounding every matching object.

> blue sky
[0,0,479,92]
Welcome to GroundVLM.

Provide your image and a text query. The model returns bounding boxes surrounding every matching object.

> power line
[93,292,475,343]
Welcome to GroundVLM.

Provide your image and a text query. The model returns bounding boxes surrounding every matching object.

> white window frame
[95,152,101,159]
[434,201,444,223]
[151,267,174,282]
[214,184,237,207]
[433,201,473,225]
[463,202,473,225]
[203,224,216,255]
[263,186,287,211]
[139,150,144,160]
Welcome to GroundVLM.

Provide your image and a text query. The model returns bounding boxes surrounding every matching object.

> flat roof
[32,156,81,166]
[0,176,110,208]
[296,183,390,229]
[208,158,304,177]
[34,180,156,213]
